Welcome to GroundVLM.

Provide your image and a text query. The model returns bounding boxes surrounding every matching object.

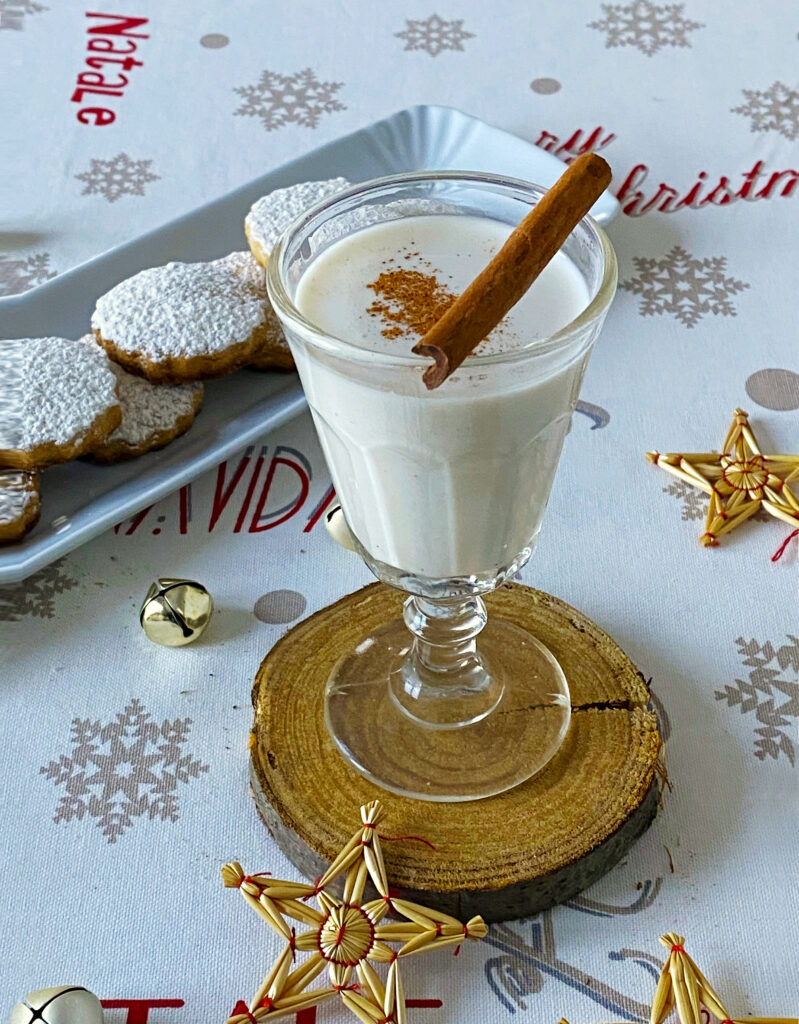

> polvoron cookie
[221,251,294,371]
[91,253,280,384]
[0,470,40,544]
[78,336,204,463]
[0,336,120,470]
[245,177,350,268]
[249,302,294,371]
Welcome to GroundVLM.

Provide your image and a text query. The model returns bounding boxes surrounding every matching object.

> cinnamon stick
[412,152,612,389]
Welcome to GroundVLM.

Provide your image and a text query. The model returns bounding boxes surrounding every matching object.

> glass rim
[266,169,618,369]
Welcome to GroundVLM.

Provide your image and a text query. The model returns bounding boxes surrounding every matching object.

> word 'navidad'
[72,12,149,126]
[113,445,338,538]
[535,126,798,215]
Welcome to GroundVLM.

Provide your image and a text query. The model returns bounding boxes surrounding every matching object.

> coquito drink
[267,168,617,803]
[293,213,591,581]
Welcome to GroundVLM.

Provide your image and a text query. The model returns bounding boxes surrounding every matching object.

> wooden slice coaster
[250,582,662,923]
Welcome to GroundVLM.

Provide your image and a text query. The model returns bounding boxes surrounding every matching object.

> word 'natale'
[72,12,148,125]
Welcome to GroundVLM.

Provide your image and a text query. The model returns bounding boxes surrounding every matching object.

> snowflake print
[662,478,708,521]
[395,14,474,56]
[662,478,770,524]
[732,82,799,141]
[0,559,77,622]
[620,246,749,328]
[40,698,209,843]
[0,251,56,296]
[717,636,799,766]
[0,0,48,31]
[75,153,159,203]
[233,68,345,131]
[588,0,703,56]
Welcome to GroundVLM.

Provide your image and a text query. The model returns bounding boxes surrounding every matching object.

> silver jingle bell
[140,578,213,647]
[6,986,104,1024]
[324,504,357,552]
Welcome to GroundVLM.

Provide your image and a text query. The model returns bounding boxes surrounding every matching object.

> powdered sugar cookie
[245,178,350,268]
[0,470,40,543]
[91,253,279,384]
[249,301,294,371]
[0,336,121,470]
[77,336,204,463]
[219,250,294,371]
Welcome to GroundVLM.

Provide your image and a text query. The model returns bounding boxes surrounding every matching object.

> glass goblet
[267,172,617,801]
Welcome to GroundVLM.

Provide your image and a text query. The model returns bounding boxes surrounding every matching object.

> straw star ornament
[648,933,796,1024]
[222,799,487,1024]
[647,408,799,546]
[649,932,729,1024]
[558,930,797,1024]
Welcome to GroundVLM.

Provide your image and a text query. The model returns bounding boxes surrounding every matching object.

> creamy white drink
[293,214,591,581]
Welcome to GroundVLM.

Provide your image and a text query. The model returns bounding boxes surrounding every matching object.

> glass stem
[404,595,487,680]
[391,595,504,727]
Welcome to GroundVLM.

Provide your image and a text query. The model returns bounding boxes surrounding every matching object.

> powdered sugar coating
[261,302,289,352]
[91,253,273,360]
[78,336,202,447]
[221,249,267,291]
[0,336,119,451]
[216,252,291,364]
[0,470,38,525]
[307,197,458,259]
[245,178,350,258]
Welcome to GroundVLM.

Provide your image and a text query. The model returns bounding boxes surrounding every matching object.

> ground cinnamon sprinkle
[366,267,457,340]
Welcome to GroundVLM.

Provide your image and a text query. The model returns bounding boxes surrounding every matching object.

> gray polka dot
[200,33,229,48]
[745,368,799,411]
[530,77,561,95]
[254,589,307,624]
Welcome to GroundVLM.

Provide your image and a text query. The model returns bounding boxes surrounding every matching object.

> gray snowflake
[588,0,703,56]
[620,245,749,328]
[662,478,707,521]
[40,698,209,843]
[0,0,48,31]
[395,14,474,56]
[75,153,159,203]
[0,559,77,622]
[233,68,345,131]
[732,81,799,141]
[0,251,56,296]
[716,636,799,766]
[662,478,771,524]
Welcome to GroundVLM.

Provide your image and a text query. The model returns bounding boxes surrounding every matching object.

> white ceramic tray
[0,104,618,583]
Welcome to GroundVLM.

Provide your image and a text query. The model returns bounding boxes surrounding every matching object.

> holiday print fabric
[2,2,798,1022]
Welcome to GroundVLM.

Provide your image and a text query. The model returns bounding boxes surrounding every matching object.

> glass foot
[325,615,571,801]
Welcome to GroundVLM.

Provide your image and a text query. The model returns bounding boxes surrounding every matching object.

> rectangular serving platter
[0,104,618,583]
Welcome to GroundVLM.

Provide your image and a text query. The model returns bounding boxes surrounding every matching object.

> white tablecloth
[2,2,798,1022]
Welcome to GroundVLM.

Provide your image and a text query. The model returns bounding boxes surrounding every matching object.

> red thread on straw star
[647,409,799,547]
[221,799,487,1024]
[772,528,799,561]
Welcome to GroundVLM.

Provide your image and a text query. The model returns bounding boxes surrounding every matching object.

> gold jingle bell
[140,578,213,647]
